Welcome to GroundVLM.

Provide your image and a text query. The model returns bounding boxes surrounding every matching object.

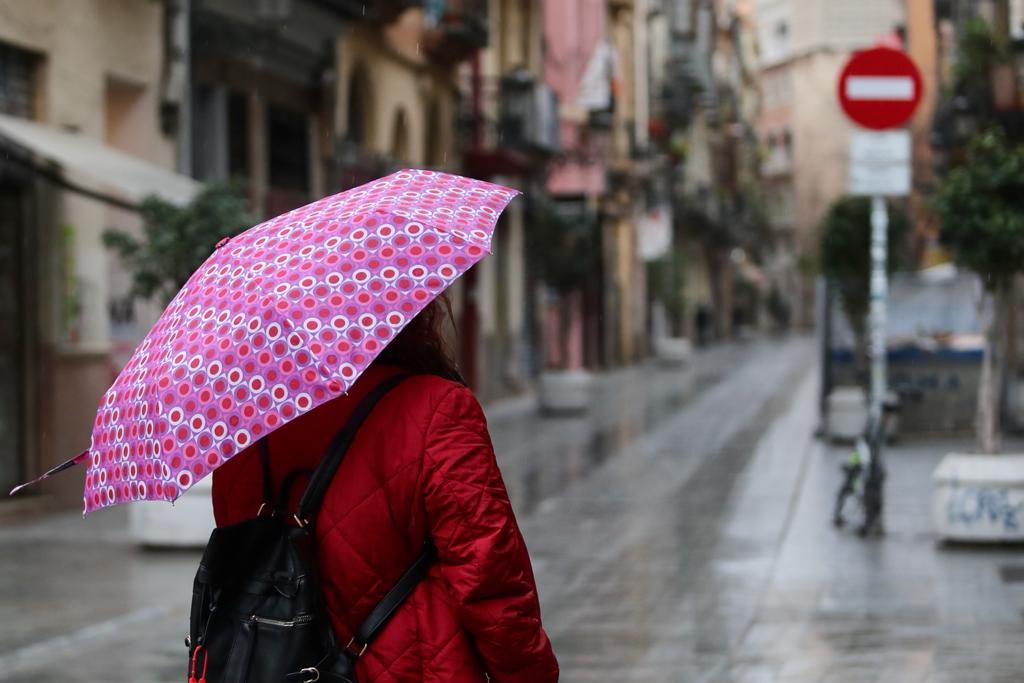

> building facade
[0,0,769,515]
[460,0,556,398]
[0,0,194,509]
[189,0,354,217]
[755,0,905,326]
[604,0,655,365]
[652,0,770,344]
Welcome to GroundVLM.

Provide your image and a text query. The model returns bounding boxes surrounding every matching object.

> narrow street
[2,336,1023,682]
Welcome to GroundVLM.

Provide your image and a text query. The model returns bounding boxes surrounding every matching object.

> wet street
[2,336,1024,682]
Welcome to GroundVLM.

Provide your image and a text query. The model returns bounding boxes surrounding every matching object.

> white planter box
[933,453,1024,542]
[539,370,593,414]
[1007,379,1024,431]
[129,474,214,548]
[654,337,693,366]
[826,386,867,442]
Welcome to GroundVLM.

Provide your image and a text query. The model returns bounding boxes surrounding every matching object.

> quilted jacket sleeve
[423,385,559,683]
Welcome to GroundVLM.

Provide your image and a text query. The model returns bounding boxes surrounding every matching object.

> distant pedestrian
[696,304,712,346]
[213,298,560,683]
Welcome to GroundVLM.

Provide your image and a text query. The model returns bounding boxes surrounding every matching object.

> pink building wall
[544,0,607,197]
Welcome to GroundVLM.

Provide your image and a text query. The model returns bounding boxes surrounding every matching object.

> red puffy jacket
[212,364,559,682]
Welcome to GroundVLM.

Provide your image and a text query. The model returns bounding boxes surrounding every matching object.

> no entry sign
[838,47,922,130]
[835,47,924,442]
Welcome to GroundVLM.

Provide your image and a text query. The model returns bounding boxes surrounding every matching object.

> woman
[212,298,559,683]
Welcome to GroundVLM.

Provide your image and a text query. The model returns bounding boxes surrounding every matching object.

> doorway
[0,184,32,494]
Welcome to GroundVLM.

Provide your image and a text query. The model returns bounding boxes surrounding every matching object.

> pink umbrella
[13,169,519,514]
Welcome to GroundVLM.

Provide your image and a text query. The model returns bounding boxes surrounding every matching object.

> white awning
[0,112,200,207]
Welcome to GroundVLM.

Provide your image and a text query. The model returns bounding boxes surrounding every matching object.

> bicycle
[832,392,902,536]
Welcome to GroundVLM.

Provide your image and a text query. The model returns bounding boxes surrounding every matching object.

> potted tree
[104,184,252,546]
[528,200,597,414]
[819,196,907,441]
[931,130,1024,542]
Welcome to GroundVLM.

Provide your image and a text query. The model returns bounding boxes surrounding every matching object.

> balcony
[324,140,400,192]
[312,0,424,22]
[422,0,489,66]
[760,133,792,179]
[370,0,425,23]
[265,187,311,217]
[461,69,559,178]
[498,68,559,154]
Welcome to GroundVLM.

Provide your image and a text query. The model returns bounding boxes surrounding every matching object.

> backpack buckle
[298,667,320,682]
[346,637,368,657]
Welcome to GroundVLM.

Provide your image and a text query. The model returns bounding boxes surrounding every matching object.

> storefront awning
[0,112,199,208]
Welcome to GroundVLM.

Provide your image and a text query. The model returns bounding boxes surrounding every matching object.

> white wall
[0,0,176,167]
[757,0,904,67]
[821,0,905,50]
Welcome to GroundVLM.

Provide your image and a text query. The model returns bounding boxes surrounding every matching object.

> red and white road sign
[838,47,923,130]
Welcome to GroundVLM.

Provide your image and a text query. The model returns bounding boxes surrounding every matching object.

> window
[758,5,792,65]
[267,105,309,192]
[228,92,249,180]
[0,186,30,494]
[424,100,444,167]
[346,66,371,146]
[672,0,693,34]
[256,0,292,20]
[105,77,147,157]
[391,109,410,162]
[0,42,39,119]
[762,69,793,109]
[762,129,793,177]
[424,0,447,26]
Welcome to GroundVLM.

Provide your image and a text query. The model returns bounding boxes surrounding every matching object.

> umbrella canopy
[27,170,519,514]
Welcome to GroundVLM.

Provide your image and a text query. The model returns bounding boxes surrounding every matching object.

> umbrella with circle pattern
[10,169,519,514]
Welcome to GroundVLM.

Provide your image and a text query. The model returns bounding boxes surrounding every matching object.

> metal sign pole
[869,195,888,422]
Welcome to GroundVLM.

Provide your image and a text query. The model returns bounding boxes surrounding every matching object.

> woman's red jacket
[212,364,559,682]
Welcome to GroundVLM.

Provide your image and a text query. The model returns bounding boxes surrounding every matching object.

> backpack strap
[289,371,435,675]
[295,373,409,526]
[258,439,309,516]
[349,540,435,653]
[278,468,314,511]
[258,438,275,514]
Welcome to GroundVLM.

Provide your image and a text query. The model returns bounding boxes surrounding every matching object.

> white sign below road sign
[848,130,911,196]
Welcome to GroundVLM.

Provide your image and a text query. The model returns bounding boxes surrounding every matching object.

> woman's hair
[374,294,464,383]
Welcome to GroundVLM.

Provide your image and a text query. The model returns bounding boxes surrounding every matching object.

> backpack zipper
[249,614,315,627]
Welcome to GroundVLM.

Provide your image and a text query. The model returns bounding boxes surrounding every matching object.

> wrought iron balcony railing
[498,69,559,154]
[422,0,488,65]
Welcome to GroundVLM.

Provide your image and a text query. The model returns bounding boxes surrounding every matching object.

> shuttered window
[0,42,38,119]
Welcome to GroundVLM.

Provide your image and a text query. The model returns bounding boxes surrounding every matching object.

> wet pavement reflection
[2,336,1023,682]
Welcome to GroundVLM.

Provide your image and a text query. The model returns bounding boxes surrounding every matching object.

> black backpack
[187,374,432,683]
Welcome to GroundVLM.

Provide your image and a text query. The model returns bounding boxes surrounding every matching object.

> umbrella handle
[8,451,89,496]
